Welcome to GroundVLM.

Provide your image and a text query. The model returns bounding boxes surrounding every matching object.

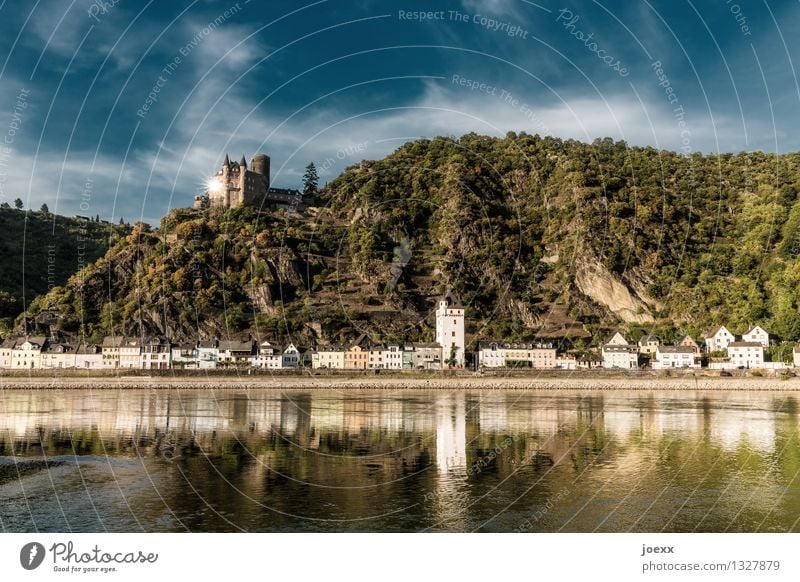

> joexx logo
[20,542,46,570]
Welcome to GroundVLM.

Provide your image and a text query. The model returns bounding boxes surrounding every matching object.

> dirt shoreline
[2,375,800,391]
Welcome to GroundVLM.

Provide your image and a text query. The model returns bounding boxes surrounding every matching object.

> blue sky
[0,0,798,224]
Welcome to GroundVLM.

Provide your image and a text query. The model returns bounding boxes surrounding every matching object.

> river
[1,389,799,532]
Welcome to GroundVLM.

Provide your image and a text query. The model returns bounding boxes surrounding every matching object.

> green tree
[302,162,319,198]
[40,203,49,215]
[14,198,23,210]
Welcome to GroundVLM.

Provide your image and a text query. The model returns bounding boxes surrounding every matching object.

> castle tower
[435,289,465,367]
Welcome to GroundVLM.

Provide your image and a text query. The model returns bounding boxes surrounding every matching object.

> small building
[218,340,254,365]
[382,342,404,370]
[703,326,735,353]
[40,343,76,369]
[252,341,283,369]
[727,341,764,369]
[653,346,700,369]
[577,353,603,369]
[601,332,638,369]
[119,338,142,369]
[742,325,769,348]
[794,345,800,368]
[313,347,346,369]
[1,338,18,368]
[75,344,103,369]
[638,334,661,355]
[556,354,577,370]
[196,340,219,369]
[11,336,47,369]
[435,290,465,368]
[101,335,123,368]
[172,343,198,369]
[368,343,387,369]
[477,342,506,368]
[281,343,302,368]
[414,342,442,370]
[141,336,171,370]
[678,335,700,353]
[402,344,416,369]
[344,336,370,370]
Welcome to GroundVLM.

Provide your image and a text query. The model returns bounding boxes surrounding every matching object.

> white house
[381,343,404,370]
[794,346,800,368]
[478,342,506,368]
[75,344,103,369]
[252,341,283,369]
[435,290,465,367]
[119,338,141,369]
[281,343,303,368]
[727,341,764,369]
[196,340,219,369]
[556,354,577,370]
[653,346,700,369]
[704,326,735,353]
[171,343,198,369]
[601,332,638,369]
[140,337,171,370]
[218,340,253,364]
[742,325,769,348]
[11,337,47,369]
[313,347,345,369]
[40,343,76,369]
[1,338,17,368]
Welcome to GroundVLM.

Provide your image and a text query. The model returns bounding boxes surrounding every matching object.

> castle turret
[240,155,247,169]
[251,153,270,183]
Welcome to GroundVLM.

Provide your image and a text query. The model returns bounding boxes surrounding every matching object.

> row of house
[601,325,800,370]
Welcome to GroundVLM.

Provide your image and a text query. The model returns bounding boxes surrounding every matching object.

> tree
[302,162,319,198]
[40,203,49,214]
[14,198,23,210]
[0,202,10,209]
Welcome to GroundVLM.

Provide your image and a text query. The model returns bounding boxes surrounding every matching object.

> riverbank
[2,374,800,391]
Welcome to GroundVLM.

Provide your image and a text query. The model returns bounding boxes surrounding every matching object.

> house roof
[639,334,660,344]
[413,342,442,349]
[219,340,253,352]
[76,344,101,354]
[703,326,730,338]
[728,341,763,348]
[42,343,75,354]
[657,346,696,354]
[679,335,698,344]
[197,340,218,349]
[744,326,767,336]
[1,338,17,349]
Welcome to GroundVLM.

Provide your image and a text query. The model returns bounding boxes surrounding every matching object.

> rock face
[575,259,654,323]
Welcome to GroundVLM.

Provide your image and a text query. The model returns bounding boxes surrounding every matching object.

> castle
[196,153,301,210]
[435,290,465,367]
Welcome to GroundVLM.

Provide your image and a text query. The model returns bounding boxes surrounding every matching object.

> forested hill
[15,133,800,348]
[0,206,127,334]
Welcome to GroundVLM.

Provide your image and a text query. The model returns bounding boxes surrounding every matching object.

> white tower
[435,290,465,367]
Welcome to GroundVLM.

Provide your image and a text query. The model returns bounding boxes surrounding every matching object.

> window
[452,331,455,337]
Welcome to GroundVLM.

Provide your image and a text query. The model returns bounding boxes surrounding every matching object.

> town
[2,289,800,372]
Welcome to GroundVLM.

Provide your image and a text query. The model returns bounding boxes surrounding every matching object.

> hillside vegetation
[0,207,125,334]
[15,133,800,348]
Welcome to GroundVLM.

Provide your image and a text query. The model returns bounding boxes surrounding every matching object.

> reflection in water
[1,389,799,532]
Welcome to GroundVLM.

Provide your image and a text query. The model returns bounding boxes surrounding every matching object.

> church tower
[435,289,465,367]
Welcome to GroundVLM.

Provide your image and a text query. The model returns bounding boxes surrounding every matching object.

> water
[1,388,799,532]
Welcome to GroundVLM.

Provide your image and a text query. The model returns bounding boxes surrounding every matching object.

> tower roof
[240,155,247,168]
[223,154,230,166]
[440,288,463,309]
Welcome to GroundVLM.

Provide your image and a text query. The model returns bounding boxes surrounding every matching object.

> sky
[0,0,798,224]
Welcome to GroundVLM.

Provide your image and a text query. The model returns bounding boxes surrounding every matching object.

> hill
[14,133,800,349]
[0,207,127,334]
